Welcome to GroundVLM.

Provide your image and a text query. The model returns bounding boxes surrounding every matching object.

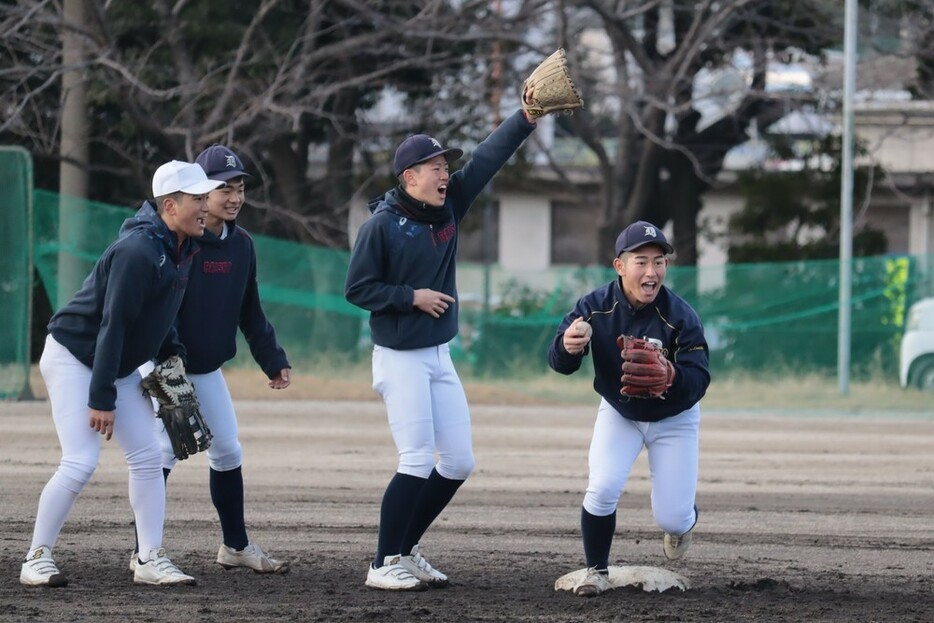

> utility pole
[838,0,858,395]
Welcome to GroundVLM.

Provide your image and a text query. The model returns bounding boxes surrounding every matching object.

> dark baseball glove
[521,48,584,119]
[140,355,212,460]
[617,335,676,399]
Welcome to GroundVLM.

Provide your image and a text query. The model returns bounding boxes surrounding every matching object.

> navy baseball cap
[195,144,251,182]
[392,134,463,177]
[615,220,674,256]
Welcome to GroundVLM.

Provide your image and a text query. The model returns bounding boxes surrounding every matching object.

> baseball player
[344,106,540,590]
[130,145,291,574]
[547,221,710,597]
[20,161,223,587]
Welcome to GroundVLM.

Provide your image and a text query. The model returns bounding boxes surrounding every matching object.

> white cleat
[663,529,694,560]
[574,567,610,597]
[133,548,195,586]
[398,544,449,588]
[128,552,139,573]
[20,546,68,588]
[217,542,289,574]
[365,555,427,591]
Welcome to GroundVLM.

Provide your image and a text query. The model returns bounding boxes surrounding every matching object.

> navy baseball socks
[401,469,463,551]
[210,466,247,550]
[367,470,462,590]
[367,473,426,590]
[576,508,616,597]
[373,472,424,566]
[580,507,616,571]
[211,466,289,573]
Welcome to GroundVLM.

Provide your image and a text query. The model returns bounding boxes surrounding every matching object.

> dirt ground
[1,397,932,623]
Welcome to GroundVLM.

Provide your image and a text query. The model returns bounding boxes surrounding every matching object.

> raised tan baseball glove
[140,355,212,460]
[617,335,676,399]
[521,48,584,119]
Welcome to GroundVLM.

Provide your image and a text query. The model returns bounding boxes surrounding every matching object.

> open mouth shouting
[640,279,659,297]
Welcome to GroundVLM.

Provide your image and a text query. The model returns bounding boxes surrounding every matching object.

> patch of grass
[219,366,932,411]
[25,365,932,412]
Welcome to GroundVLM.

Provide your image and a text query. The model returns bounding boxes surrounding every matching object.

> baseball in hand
[575,320,593,338]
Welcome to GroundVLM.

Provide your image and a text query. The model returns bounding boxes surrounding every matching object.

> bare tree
[0,0,547,246]
[555,0,839,264]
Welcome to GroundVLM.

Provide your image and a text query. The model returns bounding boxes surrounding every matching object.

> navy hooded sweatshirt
[174,221,289,377]
[48,200,194,411]
[345,110,535,350]
[548,280,710,422]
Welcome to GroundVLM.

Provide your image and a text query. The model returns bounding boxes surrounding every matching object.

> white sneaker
[217,542,289,574]
[574,567,610,597]
[398,544,449,587]
[133,548,196,585]
[20,546,68,587]
[128,552,138,573]
[365,555,427,591]
[663,529,693,560]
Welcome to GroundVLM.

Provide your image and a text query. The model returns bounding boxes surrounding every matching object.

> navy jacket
[548,280,710,422]
[48,201,192,411]
[176,222,289,377]
[345,110,536,349]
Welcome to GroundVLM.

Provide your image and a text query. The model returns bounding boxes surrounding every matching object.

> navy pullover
[345,110,536,349]
[175,222,289,377]
[548,280,710,422]
[48,201,193,411]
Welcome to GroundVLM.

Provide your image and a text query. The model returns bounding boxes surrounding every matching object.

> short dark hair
[154,191,185,213]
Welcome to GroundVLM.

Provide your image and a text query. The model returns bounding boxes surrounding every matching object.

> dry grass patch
[26,365,932,413]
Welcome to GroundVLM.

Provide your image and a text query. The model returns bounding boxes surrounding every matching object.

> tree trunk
[57,0,90,310]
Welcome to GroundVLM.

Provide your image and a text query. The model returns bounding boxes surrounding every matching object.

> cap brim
[415,147,464,167]
[180,179,225,194]
[208,170,251,182]
[441,148,464,162]
[623,241,674,254]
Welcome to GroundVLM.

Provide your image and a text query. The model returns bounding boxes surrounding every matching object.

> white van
[899,298,934,390]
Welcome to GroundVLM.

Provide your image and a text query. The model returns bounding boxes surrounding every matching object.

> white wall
[856,103,934,174]
[498,192,551,271]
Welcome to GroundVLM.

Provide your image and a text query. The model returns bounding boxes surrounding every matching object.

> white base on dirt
[554,566,690,593]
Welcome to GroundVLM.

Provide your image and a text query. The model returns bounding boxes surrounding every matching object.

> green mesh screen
[29,190,934,382]
[0,148,34,399]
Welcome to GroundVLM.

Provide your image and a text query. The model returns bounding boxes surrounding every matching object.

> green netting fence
[0,148,33,399]
[19,189,934,387]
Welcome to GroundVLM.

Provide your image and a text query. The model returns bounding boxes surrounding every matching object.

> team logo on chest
[203,260,233,274]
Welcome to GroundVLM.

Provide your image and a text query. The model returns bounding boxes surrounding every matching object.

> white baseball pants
[371,343,475,480]
[28,335,166,556]
[583,398,700,535]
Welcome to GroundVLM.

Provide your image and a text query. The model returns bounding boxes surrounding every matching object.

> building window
[552,200,598,265]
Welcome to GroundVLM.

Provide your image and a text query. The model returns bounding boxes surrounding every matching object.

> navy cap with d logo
[614,221,674,256]
[196,144,251,182]
[392,135,464,177]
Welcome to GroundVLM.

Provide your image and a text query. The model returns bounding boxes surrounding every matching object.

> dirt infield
[1,398,932,622]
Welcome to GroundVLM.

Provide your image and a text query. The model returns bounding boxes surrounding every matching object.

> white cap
[152,160,224,197]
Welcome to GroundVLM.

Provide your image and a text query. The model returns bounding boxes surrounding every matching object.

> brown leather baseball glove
[617,335,676,399]
[521,48,584,119]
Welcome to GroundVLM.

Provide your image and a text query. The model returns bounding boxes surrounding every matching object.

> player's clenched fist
[563,318,593,355]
